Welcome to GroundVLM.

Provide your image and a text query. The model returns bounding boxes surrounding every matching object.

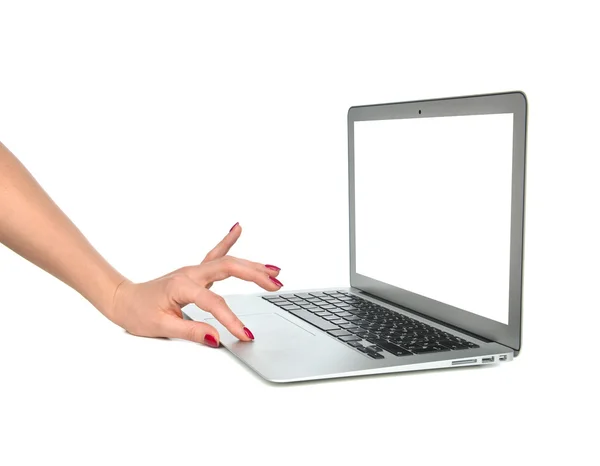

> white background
[355,114,513,323]
[0,1,598,465]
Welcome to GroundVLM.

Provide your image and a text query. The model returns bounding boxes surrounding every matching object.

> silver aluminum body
[183,287,515,383]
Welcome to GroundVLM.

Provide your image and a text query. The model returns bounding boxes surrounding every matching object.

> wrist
[82,264,129,320]
[105,276,132,323]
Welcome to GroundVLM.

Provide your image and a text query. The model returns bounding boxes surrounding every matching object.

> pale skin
[0,142,284,347]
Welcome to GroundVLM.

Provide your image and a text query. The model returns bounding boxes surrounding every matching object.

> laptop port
[482,356,495,363]
[499,355,507,361]
[452,359,477,365]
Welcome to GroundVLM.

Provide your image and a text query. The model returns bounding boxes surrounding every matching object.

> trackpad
[205,313,315,351]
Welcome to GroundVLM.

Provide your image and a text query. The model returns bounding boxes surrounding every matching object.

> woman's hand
[107,223,283,347]
[0,145,281,347]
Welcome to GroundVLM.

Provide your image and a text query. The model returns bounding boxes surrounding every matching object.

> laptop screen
[354,113,514,325]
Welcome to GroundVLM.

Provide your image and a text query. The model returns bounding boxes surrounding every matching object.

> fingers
[193,288,252,341]
[234,256,281,278]
[195,256,284,291]
[160,315,221,347]
[202,222,241,263]
[171,275,253,341]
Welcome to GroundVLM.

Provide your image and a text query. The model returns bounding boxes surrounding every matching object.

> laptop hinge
[354,288,495,344]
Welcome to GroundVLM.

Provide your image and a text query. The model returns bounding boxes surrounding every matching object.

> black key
[373,339,413,356]
[279,305,301,311]
[328,329,352,337]
[366,346,383,353]
[339,324,359,330]
[353,320,371,327]
[331,310,352,317]
[339,335,362,342]
[367,352,385,359]
[300,304,318,310]
[347,341,363,348]
[293,302,310,307]
[287,309,340,331]
[402,339,421,347]
[437,340,469,350]
[330,319,347,325]
[263,296,283,302]
[323,315,340,321]
[344,315,360,322]
[354,345,368,353]
[408,345,449,354]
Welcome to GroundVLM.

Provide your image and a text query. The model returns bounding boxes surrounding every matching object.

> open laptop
[184,91,527,383]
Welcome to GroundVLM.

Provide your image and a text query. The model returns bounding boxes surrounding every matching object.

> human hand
[107,223,282,347]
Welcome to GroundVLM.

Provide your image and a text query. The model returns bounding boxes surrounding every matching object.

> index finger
[193,287,252,341]
[202,222,241,263]
[171,276,251,341]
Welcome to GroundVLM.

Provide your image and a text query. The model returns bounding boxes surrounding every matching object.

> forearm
[0,142,126,316]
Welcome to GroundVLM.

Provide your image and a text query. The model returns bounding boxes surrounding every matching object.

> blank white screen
[354,113,513,325]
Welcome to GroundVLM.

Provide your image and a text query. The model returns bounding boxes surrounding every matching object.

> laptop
[183,91,527,383]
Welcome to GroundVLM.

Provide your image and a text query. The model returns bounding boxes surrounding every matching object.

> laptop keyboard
[263,291,479,359]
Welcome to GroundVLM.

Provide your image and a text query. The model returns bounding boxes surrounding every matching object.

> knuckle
[223,255,237,266]
[175,266,192,276]
[213,294,227,307]
[186,324,203,343]
[217,257,228,269]
[169,273,188,289]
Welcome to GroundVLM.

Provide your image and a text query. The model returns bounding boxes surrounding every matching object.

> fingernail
[269,276,283,287]
[229,222,239,233]
[265,264,281,271]
[204,334,219,348]
[243,327,255,340]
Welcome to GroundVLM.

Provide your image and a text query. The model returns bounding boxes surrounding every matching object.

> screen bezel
[348,91,527,351]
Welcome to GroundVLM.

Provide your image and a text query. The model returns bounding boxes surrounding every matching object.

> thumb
[161,315,220,347]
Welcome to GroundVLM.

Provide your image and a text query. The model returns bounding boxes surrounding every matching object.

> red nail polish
[204,334,219,348]
[243,327,255,340]
[269,276,283,287]
[265,264,281,271]
[229,222,239,233]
